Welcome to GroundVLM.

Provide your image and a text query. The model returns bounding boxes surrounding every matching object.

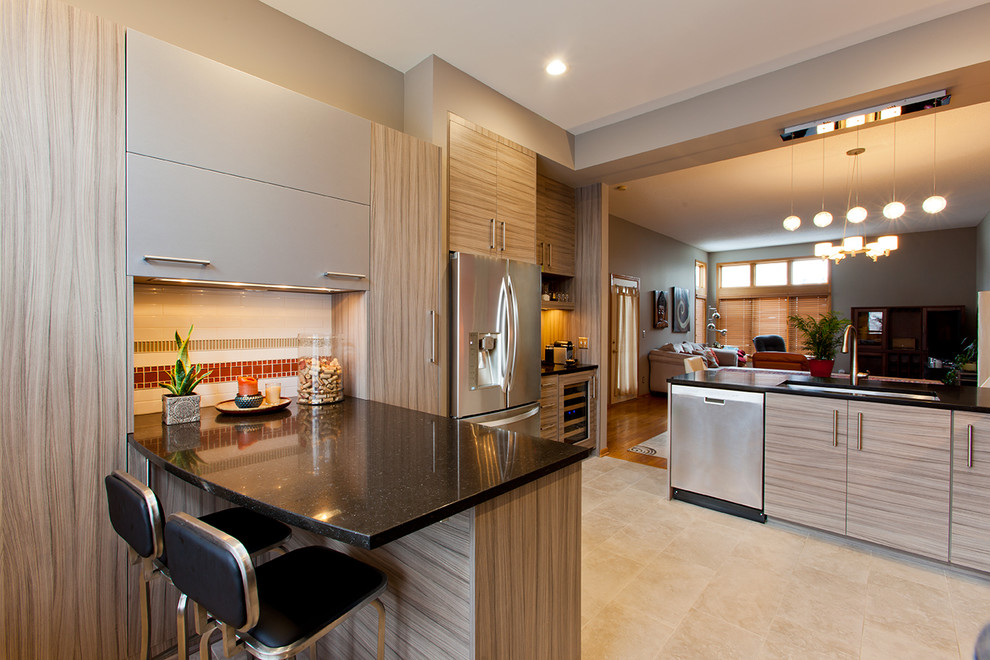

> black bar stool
[104,470,292,660]
[164,512,388,660]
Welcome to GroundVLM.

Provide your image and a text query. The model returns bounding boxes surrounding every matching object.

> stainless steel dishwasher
[670,384,766,521]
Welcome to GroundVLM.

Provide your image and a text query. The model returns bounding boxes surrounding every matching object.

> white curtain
[614,284,638,399]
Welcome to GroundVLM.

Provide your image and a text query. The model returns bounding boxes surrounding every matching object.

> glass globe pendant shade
[923,195,947,213]
[782,215,801,231]
[847,206,868,223]
[883,201,906,219]
[813,211,833,227]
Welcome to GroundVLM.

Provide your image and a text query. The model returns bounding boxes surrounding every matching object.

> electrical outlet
[642,329,646,338]
[578,336,588,349]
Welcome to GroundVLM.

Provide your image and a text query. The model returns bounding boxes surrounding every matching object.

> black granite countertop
[541,362,598,375]
[127,398,590,549]
[669,368,990,413]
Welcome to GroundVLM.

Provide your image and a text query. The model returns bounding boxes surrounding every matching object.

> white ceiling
[260,0,986,134]
[610,102,990,252]
[260,0,990,252]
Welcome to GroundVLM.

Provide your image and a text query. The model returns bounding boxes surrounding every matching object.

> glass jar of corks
[296,334,343,405]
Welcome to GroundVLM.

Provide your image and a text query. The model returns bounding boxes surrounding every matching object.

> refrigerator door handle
[504,272,518,394]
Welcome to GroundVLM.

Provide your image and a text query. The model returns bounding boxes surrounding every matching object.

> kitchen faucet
[841,324,859,386]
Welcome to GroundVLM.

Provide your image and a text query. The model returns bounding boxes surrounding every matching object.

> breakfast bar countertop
[541,362,598,375]
[669,368,990,413]
[128,398,590,549]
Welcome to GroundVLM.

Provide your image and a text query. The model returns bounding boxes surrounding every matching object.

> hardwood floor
[605,394,668,469]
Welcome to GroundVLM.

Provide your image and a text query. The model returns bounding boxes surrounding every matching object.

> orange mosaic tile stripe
[135,359,297,390]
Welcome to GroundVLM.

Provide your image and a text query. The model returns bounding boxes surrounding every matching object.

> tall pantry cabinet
[448,113,538,263]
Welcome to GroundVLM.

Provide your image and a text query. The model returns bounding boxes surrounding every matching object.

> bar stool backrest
[164,512,260,632]
[105,470,163,560]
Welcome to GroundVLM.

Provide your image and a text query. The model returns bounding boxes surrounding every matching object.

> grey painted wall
[978,212,990,292]
[609,215,708,395]
[708,227,978,373]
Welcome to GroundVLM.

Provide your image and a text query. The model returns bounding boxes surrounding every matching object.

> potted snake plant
[788,311,850,378]
[161,326,212,424]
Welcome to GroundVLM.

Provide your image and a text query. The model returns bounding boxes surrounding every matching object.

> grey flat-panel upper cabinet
[127,154,369,290]
[126,30,370,205]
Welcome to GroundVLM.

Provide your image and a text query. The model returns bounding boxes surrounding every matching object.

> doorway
[609,274,639,405]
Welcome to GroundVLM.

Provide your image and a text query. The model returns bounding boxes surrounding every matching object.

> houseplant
[941,339,977,386]
[789,311,850,378]
[161,325,212,424]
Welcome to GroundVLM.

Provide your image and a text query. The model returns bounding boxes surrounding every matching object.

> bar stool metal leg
[176,594,190,660]
[373,598,386,660]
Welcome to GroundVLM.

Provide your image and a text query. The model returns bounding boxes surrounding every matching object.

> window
[720,264,750,288]
[695,261,707,343]
[716,257,832,356]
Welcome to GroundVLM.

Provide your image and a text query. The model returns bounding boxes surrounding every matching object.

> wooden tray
[215,397,291,416]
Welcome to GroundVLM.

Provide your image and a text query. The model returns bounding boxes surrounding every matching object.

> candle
[265,384,281,405]
[237,376,259,396]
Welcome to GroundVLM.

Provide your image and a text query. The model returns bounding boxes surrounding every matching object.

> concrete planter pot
[162,393,201,425]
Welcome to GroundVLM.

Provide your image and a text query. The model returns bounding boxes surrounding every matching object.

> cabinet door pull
[143,255,211,266]
[548,243,553,269]
[968,424,974,468]
[857,412,864,451]
[538,242,544,266]
[832,410,839,447]
[490,219,496,250]
[322,271,366,280]
[501,221,506,252]
[429,310,437,364]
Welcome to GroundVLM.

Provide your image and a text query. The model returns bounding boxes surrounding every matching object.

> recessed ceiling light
[546,59,567,76]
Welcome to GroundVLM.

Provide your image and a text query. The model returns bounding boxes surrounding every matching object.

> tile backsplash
[134,284,334,415]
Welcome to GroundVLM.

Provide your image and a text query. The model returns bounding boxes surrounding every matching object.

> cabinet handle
[429,310,437,365]
[501,221,506,252]
[322,271,366,280]
[143,255,211,267]
[538,242,544,266]
[548,243,553,269]
[968,424,974,468]
[490,219,496,250]
[832,410,838,447]
[857,412,864,451]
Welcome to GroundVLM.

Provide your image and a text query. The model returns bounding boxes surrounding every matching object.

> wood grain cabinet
[846,401,951,560]
[540,370,597,447]
[536,174,576,276]
[448,114,537,263]
[765,395,951,561]
[950,411,990,572]
[764,394,847,535]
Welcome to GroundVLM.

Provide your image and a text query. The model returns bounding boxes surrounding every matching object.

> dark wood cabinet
[850,305,965,379]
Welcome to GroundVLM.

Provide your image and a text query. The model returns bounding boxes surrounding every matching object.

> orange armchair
[751,352,809,371]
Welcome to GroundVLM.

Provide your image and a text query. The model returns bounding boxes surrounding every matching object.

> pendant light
[782,146,801,231]
[813,138,833,227]
[846,133,867,224]
[883,120,905,219]
[923,111,947,214]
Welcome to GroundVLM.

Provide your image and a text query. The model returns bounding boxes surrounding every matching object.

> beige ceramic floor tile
[864,571,959,655]
[759,616,859,660]
[580,598,675,660]
[868,550,948,593]
[661,520,743,571]
[628,471,667,496]
[582,546,646,623]
[694,556,790,637]
[660,608,764,660]
[948,574,990,658]
[772,565,867,657]
[612,555,715,626]
[730,524,807,576]
[796,536,873,585]
[597,515,684,564]
[860,618,958,660]
[583,508,631,550]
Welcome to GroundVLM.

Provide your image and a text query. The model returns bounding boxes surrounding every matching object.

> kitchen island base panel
[133,455,582,659]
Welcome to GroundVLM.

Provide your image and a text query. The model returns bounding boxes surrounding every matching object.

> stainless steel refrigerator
[450,252,541,436]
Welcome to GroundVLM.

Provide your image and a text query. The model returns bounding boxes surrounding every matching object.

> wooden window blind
[720,294,831,355]
[695,296,706,343]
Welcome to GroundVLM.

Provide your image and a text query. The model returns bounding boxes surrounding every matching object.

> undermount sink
[778,380,939,401]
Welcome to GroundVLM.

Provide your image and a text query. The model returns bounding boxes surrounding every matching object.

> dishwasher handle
[703,397,725,405]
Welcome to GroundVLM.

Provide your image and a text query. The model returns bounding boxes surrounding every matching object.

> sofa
[648,341,739,393]
[750,352,809,371]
